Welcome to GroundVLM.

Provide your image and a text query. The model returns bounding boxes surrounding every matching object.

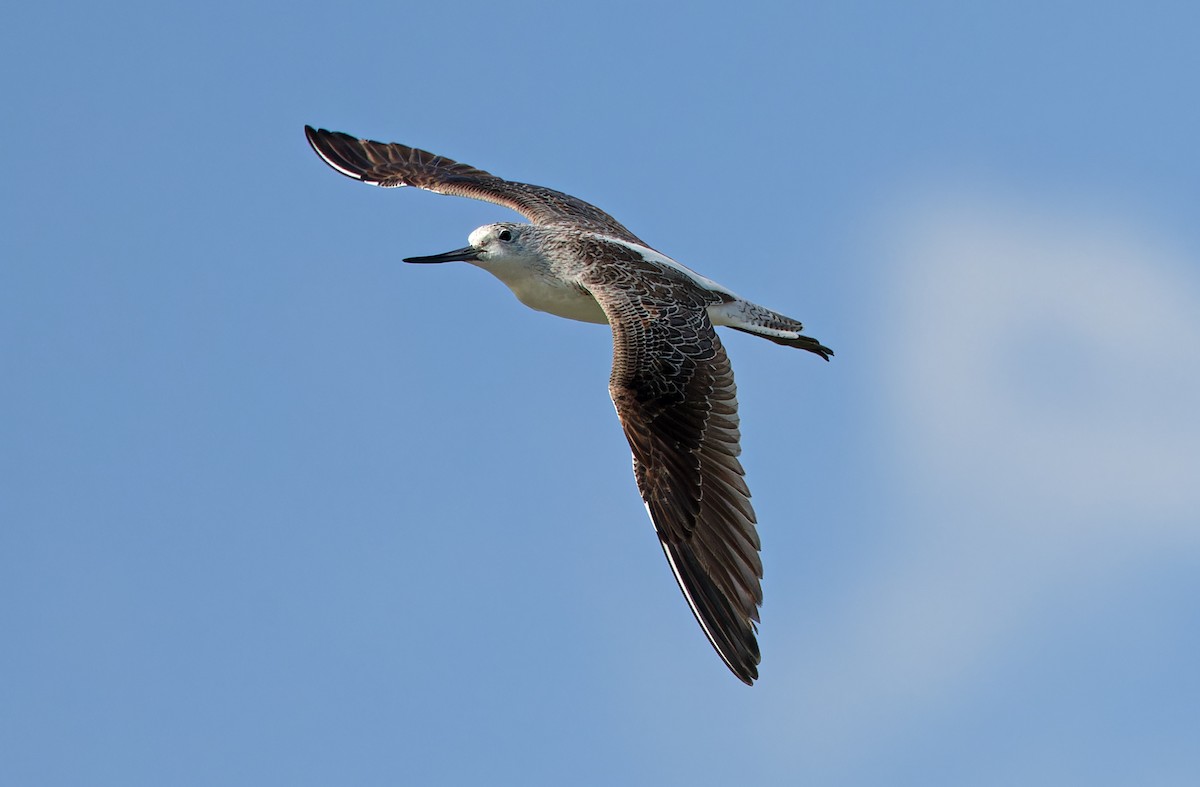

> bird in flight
[305,126,832,685]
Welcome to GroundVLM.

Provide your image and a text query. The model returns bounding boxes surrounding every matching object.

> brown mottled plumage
[305,125,832,685]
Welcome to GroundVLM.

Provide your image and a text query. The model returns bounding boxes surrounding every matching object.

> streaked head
[402,222,533,265]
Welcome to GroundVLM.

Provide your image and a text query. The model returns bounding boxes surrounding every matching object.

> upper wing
[582,252,764,685]
[304,126,644,244]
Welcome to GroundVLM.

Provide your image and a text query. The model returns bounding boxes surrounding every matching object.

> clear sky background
[3,1,1198,785]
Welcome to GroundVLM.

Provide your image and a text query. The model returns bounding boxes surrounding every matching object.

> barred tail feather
[710,299,834,360]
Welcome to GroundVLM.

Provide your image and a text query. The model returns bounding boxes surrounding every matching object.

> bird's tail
[710,298,834,360]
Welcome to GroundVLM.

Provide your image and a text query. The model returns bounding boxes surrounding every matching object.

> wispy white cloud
[759,186,1200,782]
[885,192,1200,522]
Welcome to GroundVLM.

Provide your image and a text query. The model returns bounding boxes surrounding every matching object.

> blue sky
[3,1,1198,784]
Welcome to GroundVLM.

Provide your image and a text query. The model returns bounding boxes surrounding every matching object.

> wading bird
[305,126,832,684]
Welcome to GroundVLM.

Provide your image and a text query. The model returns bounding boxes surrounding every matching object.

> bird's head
[403,222,534,266]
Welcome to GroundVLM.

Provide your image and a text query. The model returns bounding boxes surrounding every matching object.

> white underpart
[473,253,608,324]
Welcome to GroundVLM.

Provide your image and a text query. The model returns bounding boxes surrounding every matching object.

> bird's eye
[498,229,513,242]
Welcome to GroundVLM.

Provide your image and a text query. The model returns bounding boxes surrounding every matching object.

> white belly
[477,262,608,324]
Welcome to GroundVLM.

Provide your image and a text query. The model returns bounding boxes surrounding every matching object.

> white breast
[474,260,609,325]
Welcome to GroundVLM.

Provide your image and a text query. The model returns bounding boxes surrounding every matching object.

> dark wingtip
[303,125,374,182]
[304,124,327,159]
[661,540,762,686]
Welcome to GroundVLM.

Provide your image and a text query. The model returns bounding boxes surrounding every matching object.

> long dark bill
[402,246,481,264]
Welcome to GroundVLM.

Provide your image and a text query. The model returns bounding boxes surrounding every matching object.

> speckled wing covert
[581,245,763,685]
[304,126,643,245]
